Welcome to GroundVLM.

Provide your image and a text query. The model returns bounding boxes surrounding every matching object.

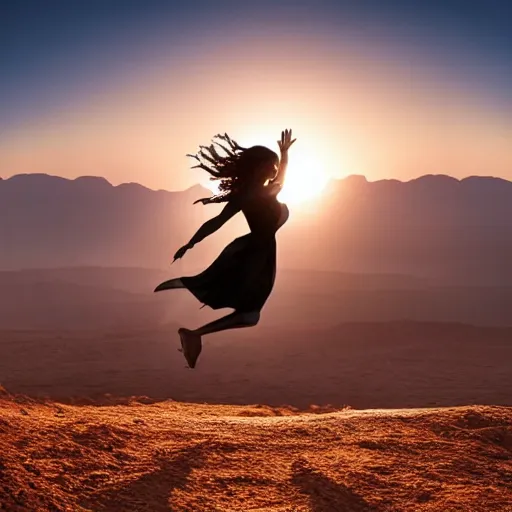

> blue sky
[2,0,511,130]
[1,0,510,189]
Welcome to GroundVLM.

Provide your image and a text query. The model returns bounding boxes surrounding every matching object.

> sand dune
[1,392,510,511]
[2,267,512,330]
[1,322,511,409]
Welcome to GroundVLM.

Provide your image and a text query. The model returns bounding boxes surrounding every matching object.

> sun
[277,150,329,204]
[274,140,331,205]
[199,147,329,205]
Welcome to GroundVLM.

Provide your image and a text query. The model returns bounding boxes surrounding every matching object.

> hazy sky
[1,0,511,191]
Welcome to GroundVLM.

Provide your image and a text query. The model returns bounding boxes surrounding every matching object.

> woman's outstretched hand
[172,243,193,264]
[277,129,296,153]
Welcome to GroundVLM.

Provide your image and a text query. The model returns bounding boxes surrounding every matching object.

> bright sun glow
[200,145,330,205]
[277,150,330,204]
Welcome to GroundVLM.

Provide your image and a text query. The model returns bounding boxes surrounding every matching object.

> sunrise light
[277,149,330,204]
[199,144,330,206]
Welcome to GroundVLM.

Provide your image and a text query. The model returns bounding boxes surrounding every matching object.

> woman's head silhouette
[188,134,278,205]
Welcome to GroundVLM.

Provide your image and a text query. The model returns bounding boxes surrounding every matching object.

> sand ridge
[1,393,511,511]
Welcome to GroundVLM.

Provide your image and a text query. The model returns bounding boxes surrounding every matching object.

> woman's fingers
[173,245,188,262]
[278,129,295,151]
[284,129,295,148]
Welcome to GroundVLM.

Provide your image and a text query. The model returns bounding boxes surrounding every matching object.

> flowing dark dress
[181,189,289,313]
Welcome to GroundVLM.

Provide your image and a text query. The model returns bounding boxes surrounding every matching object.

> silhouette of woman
[154,129,296,368]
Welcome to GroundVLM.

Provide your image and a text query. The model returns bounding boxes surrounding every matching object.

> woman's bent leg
[193,310,260,336]
[178,311,260,368]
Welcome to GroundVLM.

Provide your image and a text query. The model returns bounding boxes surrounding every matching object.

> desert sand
[1,391,511,511]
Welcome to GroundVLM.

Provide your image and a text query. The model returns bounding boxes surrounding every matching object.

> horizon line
[0,171,510,194]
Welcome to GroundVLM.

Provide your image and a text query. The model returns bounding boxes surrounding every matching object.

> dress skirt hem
[181,233,277,313]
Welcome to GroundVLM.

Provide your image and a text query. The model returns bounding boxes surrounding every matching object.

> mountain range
[1,173,511,284]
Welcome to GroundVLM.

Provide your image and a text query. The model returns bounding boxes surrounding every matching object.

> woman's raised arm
[272,129,296,187]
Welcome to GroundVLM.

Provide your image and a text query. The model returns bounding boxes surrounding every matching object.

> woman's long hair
[188,134,278,205]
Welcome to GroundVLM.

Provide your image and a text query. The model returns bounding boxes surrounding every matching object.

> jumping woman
[154,129,296,368]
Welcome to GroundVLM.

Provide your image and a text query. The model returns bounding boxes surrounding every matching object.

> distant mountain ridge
[0,173,212,270]
[0,173,203,192]
[2,171,511,193]
[1,172,512,284]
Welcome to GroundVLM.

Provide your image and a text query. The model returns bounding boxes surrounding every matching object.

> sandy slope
[0,394,511,512]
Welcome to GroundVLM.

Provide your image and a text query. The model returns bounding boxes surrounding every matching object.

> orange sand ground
[1,392,511,511]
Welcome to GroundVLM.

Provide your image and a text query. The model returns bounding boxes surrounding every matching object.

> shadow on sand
[291,459,376,512]
[84,443,205,511]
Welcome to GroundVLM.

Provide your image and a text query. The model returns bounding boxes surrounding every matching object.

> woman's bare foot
[178,328,202,368]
